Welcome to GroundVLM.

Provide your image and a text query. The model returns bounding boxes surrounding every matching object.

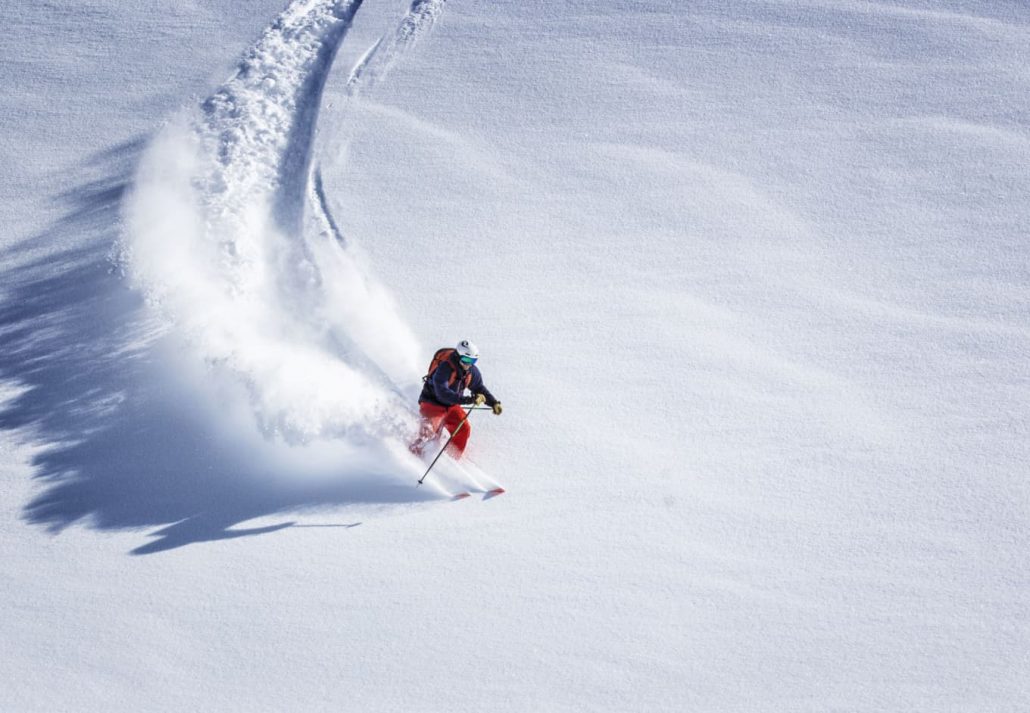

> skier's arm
[468,369,498,407]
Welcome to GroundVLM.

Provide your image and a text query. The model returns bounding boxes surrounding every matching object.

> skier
[411,339,502,459]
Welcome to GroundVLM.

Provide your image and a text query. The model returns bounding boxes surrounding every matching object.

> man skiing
[411,339,502,459]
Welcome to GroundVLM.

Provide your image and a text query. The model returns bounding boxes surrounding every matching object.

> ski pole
[417,406,475,486]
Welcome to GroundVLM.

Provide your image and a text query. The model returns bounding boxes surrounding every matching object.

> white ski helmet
[456,339,480,360]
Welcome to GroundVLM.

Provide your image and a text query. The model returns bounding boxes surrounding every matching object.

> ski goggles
[459,355,478,365]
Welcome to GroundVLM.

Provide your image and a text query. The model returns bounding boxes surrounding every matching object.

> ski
[435,486,505,501]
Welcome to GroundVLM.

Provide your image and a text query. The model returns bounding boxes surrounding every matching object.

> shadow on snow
[0,141,428,556]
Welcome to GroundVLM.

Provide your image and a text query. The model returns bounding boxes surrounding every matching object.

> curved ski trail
[125,0,423,451]
[123,0,501,500]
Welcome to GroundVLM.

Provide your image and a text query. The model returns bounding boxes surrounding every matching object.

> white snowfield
[2,0,1029,711]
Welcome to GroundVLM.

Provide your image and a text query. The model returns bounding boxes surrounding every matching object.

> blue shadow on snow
[0,141,428,556]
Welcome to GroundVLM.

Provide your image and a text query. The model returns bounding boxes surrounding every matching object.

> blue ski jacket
[419,354,498,408]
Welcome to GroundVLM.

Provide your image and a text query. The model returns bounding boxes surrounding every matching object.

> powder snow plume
[121,0,430,447]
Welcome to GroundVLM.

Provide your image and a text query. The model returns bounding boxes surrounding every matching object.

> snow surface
[2,0,1030,710]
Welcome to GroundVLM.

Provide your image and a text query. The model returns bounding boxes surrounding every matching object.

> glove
[492,402,503,415]
[474,393,487,406]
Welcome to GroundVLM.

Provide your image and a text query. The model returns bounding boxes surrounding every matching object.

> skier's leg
[442,404,471,458]
[411,402,447,455]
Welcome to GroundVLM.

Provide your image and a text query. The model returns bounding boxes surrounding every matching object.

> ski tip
[451,492,472,501]
[484,487,506,498]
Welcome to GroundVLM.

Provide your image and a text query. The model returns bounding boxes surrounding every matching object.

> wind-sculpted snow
[123,0,427,447]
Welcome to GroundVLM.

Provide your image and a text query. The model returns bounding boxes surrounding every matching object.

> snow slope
[2,0,1030,711]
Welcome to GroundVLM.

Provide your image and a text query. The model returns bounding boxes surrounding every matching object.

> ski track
[123,0,442,450]
[345,0,448,97]
[121,0,493,498]
[311,168,347,247]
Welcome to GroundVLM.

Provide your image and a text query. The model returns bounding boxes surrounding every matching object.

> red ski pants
[418,402,472,458]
